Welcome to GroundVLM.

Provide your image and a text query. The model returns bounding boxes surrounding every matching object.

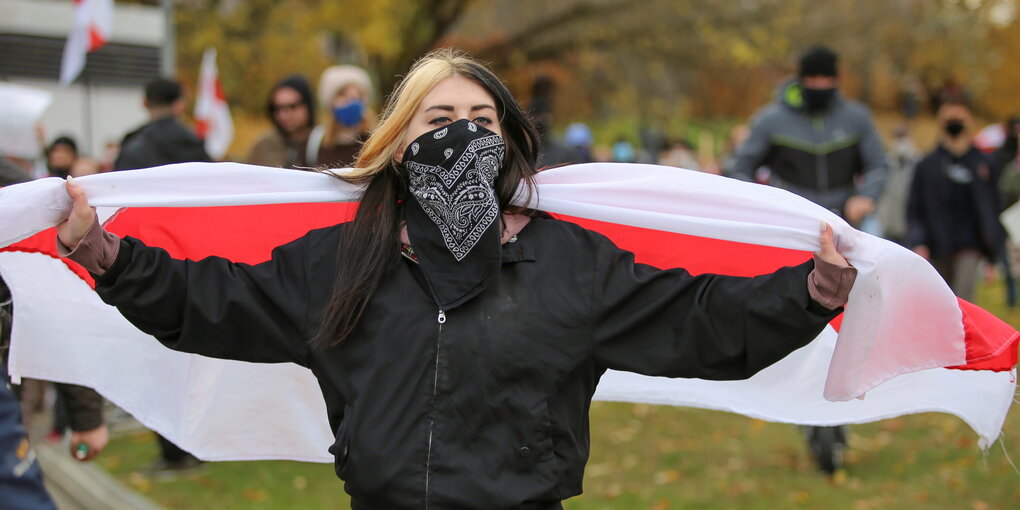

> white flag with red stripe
[59,0,114,85]
[193,48,234,160]
[0,163,1015,461]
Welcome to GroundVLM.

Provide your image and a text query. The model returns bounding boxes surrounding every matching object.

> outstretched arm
[57,179,314,365]
[593,223,853,380]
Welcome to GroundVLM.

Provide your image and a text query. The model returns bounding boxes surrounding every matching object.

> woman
[246,75,317,168]
[307,65,376,168]
[56,49,854,509]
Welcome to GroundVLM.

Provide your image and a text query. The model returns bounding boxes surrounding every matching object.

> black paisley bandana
[402,119,506,309]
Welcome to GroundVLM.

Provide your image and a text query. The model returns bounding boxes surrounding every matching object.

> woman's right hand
[56,177,97,249]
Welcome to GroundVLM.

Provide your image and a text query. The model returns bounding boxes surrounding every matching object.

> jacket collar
[399,212,535,264]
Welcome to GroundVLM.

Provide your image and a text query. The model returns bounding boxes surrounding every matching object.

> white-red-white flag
[0,163,1015,461]
[59,0,114,85]
[193,48,234,160]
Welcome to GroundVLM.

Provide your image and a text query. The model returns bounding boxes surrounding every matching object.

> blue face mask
[332,100,364,127]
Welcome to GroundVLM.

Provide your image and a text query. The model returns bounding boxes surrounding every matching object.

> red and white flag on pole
[59,0,114,85]
[193,48,234,160]
[0,163,1016,461]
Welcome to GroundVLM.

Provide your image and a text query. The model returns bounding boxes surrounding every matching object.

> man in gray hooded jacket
[727,46,888,476]
[728,46,887,227]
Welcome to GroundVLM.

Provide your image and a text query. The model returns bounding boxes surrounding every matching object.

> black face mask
[402,118,506,309]
[944,120,966,138]
[802,87,836,112]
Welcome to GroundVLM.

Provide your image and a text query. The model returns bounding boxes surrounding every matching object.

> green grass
[98,282,1020,509]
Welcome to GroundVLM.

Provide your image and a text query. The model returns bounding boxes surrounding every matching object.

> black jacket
[94,216,838,509]
[906,145,1005,261]
[114,115,211,171]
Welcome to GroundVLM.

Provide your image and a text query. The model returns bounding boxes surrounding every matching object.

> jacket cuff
[57,217,121,276]
[808,253,857,311]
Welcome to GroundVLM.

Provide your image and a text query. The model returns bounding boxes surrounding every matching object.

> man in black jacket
[114,78,212,171]
[907,99,1004,301]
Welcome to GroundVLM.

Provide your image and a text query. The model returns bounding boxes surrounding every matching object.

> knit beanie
[798,46,838,78]
[317,65,374,110]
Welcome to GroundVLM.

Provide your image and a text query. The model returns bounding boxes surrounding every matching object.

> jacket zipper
[813,116,829,209]
[424,308,445,509]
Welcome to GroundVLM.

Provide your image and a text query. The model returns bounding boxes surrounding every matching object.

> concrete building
[0,0,170,159]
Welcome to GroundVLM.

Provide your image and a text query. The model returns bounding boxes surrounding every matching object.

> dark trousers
[0,363,58,510]
[157,433,191,462]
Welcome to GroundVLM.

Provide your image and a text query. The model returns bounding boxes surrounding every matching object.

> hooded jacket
[92,216,839,509]
[114,115,211,171]
[728,79,887,216]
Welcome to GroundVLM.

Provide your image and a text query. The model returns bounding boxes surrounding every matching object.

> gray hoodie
[727,79,887,215]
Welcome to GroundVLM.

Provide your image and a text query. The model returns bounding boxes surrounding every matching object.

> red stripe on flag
[215,79,227,102]
[553,214,814,276]
[4,203,1015,373]
[87,24,106,52]
[104,203,358,263]
[1,228,95,288]
[194,119,209,139]
[952,299,1020,371]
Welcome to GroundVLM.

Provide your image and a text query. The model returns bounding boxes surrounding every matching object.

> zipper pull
[437,310,446,324]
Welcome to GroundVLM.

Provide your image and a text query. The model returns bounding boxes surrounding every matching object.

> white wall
[0,0,165,157]
[13,78,148,159]
[0,0,164,45]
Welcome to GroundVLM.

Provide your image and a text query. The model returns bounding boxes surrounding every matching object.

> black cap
[798,46,838,78]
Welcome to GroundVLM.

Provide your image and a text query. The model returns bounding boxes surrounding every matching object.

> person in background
[611,138,636,163]
[528,76,573,167]
[45,136,100,179]
[113,77,210,474]
[997,120,1020,306]
[0,139,107,469]
[115,78,211,171]
[45,136,78,179]
[0,362,58,510]
[727,46,887,228]
[875,125,921,245]
[307,65,376,168]
[727,45,887,476]
[247,75,317,168]
[992,117,1020,179]
[564,122,595,164]
[658,139,701,171]
[907,98,1005,302]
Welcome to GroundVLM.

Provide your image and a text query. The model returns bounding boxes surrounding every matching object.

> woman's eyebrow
[422,104,496,113]
[424,105,455,113]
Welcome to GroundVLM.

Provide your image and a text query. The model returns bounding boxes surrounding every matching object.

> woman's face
[397,75,501,161]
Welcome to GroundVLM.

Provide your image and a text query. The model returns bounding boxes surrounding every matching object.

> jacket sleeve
[93,235,313,366]
[54,383,104,432]
[854,110,888,201]
[725,109,773,181]
[591,236,840,380]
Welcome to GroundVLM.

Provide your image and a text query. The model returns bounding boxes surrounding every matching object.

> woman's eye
[473,116,493,125]
[428,117,452,126]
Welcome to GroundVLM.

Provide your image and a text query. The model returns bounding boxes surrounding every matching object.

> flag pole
[82,76,94,154]
[161,0,175,77]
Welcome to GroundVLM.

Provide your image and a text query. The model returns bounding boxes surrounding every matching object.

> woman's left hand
[817,222,850,268]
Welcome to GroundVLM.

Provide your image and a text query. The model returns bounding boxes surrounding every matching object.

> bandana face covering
[402,118,506,309]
